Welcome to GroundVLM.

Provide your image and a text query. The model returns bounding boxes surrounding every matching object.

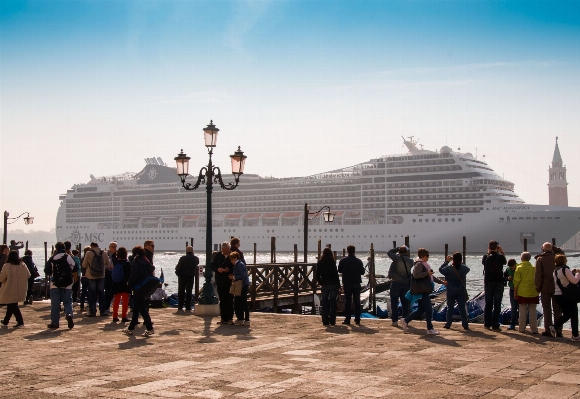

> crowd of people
[316,240,580,340]
[1,237,579,340]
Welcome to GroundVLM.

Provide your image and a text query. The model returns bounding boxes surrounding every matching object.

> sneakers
[541,331,552,337]
[427,329,440,335]
[13,324,24,328]
[66,314,74,329]
[47,323,59,329]
[400,319,408,333]
[0,320,8,327]
[112,318,120,323]
[234,320,245,326]
[443,324,451,329]
[122,328,133,336]
[391,321,398,327]
[121,318,130,323]
[142,329,155,337]
[507,326,516,331]
[549,326,557,337]
[570,336,580,342]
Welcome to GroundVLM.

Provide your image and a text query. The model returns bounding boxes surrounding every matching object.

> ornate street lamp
[303,203,335,262]
[3,211,34,245]
[175,120,247,314]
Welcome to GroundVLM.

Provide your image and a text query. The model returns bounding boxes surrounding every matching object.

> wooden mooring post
[393,241,397,249]
[342,248,346,258]
[524,238,528,252]
[25,241,28,251]
[271,237,276,263]
[253,243,257,264]
[445,244,449,258]
[552,238,556,246]
[317,239,322,261]
[294,244,298,263]
[463,236,467,263]
[405,236,410,257]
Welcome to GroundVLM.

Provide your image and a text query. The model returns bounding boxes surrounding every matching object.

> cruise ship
[56,138,580,253]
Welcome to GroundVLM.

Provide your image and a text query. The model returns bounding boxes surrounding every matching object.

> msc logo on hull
[67,229,105,244]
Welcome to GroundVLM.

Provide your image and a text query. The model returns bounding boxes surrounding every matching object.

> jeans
[554,295,578,337]
[344,284,362,323]
[446,288,468,329]
[541,292,562,333]
[405,293,433,330]
[320,284,338,325]
[484,282,504,328]
[217,285,234,322]
[50,288,73,326]
[129,297,153,331]
[79,277,89,308]
[26,277,35,302]
[3,303,23,325]
[177,276,194,310]
[71,279,80,302]
[87,278,106,315]
[509,288,519,327]
[390,281,410,323]
[234,285,250,321]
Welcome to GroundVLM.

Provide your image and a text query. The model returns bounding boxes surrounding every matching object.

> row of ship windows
[386,166,462,174]
[413,218,463,223]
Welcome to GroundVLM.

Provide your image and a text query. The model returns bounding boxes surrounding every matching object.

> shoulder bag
[555,266,580,303]
[229,279,243,296]
[410,263,432,294]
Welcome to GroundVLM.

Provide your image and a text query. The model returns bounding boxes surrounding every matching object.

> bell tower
[548,137,568,206]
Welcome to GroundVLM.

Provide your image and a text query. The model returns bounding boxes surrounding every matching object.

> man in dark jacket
[535,242,563,337]
[22,249,38,305]
[338,245,365,325]
[482,240,507,330]
[230,237,245,264]
[125,245,155,337]
[175,246,199,311]
[211,242,234,324]
[387,246,412,326]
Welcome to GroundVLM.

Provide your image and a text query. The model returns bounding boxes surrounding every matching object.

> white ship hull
[57,204,580,254]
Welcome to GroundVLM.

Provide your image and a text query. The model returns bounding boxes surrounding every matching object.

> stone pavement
[2,302,580,399]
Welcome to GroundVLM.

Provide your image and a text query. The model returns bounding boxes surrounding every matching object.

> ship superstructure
[56,140,580,253]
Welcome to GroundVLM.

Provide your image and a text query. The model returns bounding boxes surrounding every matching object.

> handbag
[450,264,469,300]
[555,266,580,303]
[410,263,432,294]
[229,279,243,296]
[133,275,161,299]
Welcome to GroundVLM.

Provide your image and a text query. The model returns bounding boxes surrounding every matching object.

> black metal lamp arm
[212,166,241,191]
[7,212,30,224]
[308,206,331,220]
[180,167,208,191]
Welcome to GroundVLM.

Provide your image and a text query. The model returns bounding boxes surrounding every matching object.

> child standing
[112,247,132,323]
[504,259,518,330]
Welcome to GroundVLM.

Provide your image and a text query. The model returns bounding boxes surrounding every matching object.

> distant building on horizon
[553,137,580,250]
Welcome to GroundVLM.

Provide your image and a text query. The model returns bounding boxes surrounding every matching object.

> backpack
[112,261,125,283]
[555,266,580,303]
[50,254,73,288]
[90,249,105,277]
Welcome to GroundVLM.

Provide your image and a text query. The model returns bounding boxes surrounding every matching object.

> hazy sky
[1,0,579,231]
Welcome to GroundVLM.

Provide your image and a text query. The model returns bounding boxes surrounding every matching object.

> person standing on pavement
[387,245,412,326]
[44,242,76,329]
[0,251,30,328]
[551,254,580,340]
[21,249,39,305]
[79,246,91,312]
[211,242,234,324]
[124,245,156,337]
[504,259,519,330]
[513,252,539,334]
[338,245,365,326]
[230,251,250,326]
[317,247,341,326]
[175,246,199,311]
[104,242,118,316]
[535,242,563,337]
[82,242,110,317]
[111,247,132,323]
[482,240,507,330]
[439,252,470,330]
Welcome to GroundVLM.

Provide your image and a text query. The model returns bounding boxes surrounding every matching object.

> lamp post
[303,203,335,262]
[175,120,247,314]
[3,211,34,245]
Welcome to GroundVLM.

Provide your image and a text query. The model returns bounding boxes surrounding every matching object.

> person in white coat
[0,251,30,328]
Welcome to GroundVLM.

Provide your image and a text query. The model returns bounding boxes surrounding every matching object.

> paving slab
[1,302,580,398]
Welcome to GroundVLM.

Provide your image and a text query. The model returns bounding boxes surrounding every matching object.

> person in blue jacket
[439,252,471,330]
[230,251,250,326]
